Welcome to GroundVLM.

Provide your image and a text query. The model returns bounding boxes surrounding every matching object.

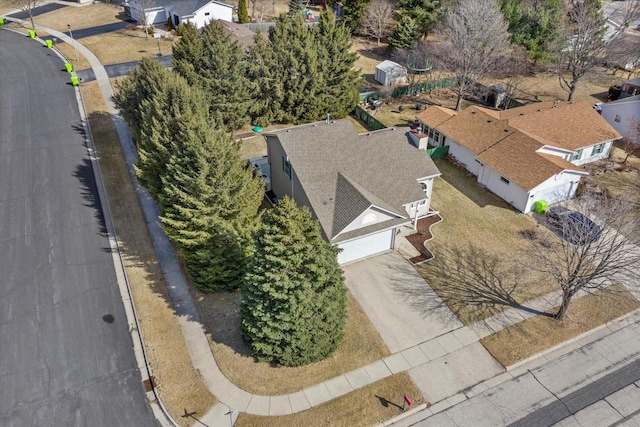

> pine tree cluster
[113,15,350,365]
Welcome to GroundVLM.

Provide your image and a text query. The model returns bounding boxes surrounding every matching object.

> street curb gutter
[4,26,179,427]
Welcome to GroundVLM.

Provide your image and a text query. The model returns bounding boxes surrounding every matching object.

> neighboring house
[218,19,255,48]
[265,120,441,265]
[620,78,640,99]
[126,0,235,29]
[374,60,407,86]
[597,95,640,141]
[414,101,621,213]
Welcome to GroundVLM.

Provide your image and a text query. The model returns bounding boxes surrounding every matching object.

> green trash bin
[46,39,53,49]
[71,76,79,86]
[533,200,548,214]
[0,18,5,26]
[65,63,73,73]
[29,30,36,38]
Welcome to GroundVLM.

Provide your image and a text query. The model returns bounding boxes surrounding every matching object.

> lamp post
[67,24,79,61]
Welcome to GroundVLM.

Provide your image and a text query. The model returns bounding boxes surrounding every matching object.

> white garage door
[337,229,394,265]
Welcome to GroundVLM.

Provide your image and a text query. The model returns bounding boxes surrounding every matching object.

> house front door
[173,15,180,27]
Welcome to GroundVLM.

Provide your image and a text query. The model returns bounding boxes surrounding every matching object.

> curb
[377,403,427,427]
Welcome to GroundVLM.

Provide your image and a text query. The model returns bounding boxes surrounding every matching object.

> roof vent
[504,129,509,132]
[519,113,525,116]
[537,109,542,112]
[471,111,477,114]
[487,120,492,123]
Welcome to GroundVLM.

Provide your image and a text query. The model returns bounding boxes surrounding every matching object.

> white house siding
[480,167,530,212]
[525,172,583,212]
[129,3,167,24]
[340,207,398,234]
[337,229,394,265]
[569,140,613,165]
[185,2,233,28]
[599,98,640,140]
[445,139,481,175]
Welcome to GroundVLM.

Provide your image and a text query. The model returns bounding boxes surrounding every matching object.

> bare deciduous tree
[555,0,640,102]
[361,0,394,46]
[526,189,640,320]
[500,46,530,110]
[621,115,640,164]
[250,0,270,22]
[428,0,511,110]
[7,0,41,30]
[393,41,432,95]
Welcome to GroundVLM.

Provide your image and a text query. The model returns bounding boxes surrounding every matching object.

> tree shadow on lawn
[408,244,552,325]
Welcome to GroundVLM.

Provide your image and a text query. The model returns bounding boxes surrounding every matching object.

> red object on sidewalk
[404,394,413,407]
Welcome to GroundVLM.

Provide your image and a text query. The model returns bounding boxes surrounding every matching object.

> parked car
[248,156,271,191]
[546,206,601,243]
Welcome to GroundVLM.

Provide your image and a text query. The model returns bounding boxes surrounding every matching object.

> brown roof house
[264,120,441,265]
[413,101,621,213]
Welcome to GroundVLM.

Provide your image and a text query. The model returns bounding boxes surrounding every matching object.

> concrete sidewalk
[12,15,640,427]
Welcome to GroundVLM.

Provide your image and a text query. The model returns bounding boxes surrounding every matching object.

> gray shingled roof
[266,120,441,243]
[144,0,234,17]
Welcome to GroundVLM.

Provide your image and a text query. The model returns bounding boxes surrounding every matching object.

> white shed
[374,60,407,86]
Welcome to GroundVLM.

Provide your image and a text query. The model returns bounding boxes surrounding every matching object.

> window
[570,149,583,161]
[433,131,441,142]
[591,143,605,156]
[428,129,434,139]
[615,114,622,123]
[282,156,291,179]
[361,213,377,225]
[500,176,510,184]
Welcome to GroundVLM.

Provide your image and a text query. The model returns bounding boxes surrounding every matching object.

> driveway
[343,251,463,353]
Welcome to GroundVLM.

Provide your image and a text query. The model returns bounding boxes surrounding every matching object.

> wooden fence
[353,105,387,131]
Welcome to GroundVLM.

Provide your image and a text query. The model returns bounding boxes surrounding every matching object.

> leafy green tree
[241,197,347,366]
[173,20,252,130]
[313,10,361,118]
[388,16,421,51]
[238,0,250,23]
[159,116,263,292]
[112,58,171,138]
[288,0,305,16]
[343,0,371,34]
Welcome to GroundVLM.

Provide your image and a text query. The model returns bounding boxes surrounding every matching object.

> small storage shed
[374,60,407,86]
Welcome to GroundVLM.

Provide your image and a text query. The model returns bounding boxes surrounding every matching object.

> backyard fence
[391,78,458,98]
[353,105,388,131]
[426,145,449,160]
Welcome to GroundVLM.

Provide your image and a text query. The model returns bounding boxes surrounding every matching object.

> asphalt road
[0,29,158,426]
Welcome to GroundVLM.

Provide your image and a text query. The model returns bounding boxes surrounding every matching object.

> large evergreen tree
[135,73,209,199]
[159,116,263,292]
[248,13,360,126]
[112,58,170,138]
[388,16,422,51]
[238,0,250,23]
[248,14,324,125]
[395,0,440,38]
[172,20,252,130]
[288,0,305,16]
[241,197,347,367]
[313,10,361,119]
[342,0,371,34]
[501,0,564,62]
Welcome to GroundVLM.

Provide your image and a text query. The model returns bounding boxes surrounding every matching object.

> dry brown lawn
[79,30,177,65]
[414,160,560,325]
[34,3,123,33]
[193,291,391,395]
[80,81,215,425]
[236,372,423,427]
[481,285,640,367]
